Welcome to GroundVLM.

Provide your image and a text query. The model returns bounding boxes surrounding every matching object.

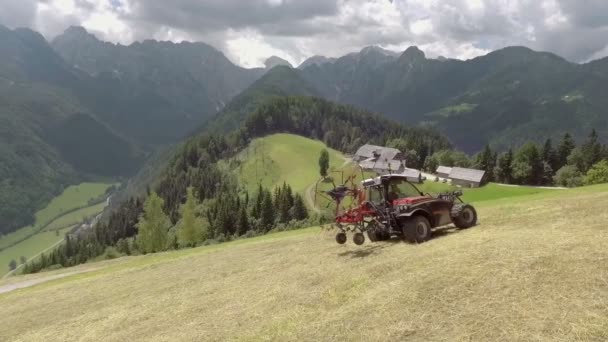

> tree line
[23,96,447,273]
[422,130,608,186]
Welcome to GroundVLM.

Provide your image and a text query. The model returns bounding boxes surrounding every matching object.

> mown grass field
[0,182,115,274]
[232,133,345,195]
[1,184,607,341]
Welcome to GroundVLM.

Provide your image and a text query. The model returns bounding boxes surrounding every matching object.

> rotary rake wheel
[314,166,372,245]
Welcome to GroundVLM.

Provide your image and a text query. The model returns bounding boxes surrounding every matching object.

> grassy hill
[1,184,607,340]
[230,133,345,195]
[227,134,560,215]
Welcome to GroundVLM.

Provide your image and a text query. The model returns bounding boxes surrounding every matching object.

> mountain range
[1,24,608,235]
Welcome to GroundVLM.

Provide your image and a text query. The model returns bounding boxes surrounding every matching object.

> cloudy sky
[1,0,608,67]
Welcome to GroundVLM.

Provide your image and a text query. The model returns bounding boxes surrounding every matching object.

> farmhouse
[354,144,404,162]
[436,165,452,178]
[355,144,406,174]
[448,167,486,188]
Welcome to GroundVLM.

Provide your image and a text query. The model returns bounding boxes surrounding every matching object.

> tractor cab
[362,174,427,208]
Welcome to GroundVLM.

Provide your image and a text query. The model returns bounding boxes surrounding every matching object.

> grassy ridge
[229,134,560,215]
[1,184,607,340]
[232,133,345,195]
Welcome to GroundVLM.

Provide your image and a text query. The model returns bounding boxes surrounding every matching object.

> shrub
[103,246,120,260]
[553,165,583,187]
[583,160,608,185]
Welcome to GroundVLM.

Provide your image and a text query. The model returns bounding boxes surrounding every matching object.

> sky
[1,0,608,68]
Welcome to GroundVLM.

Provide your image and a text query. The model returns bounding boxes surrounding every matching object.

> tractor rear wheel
[451,204,477,229]
[402,216,432,243]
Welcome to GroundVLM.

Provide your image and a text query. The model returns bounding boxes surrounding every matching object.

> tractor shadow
[337,239,401,259]
[430,225,461,240]
[336,225,476,259]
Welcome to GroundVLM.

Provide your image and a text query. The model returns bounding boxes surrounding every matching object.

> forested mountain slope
[0,26,141,235]
[299,46,608,152]
[23,96,451,271]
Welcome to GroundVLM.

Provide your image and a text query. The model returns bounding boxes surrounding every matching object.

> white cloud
[4,0,608,66]
[225,29,296,67]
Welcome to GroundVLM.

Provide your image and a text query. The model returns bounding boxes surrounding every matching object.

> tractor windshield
[387,178,423,201]
[368,186,384,204]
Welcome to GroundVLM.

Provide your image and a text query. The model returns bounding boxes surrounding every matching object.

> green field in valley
[0,182,116,274]
[1,184,607,341]
[44,202,107,232]
[0,226,74,275]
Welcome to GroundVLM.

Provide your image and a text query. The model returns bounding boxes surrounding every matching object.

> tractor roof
[361,173,421,187]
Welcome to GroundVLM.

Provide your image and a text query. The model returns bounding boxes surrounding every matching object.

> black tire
[451,204,477,229]
[335,232,347,244]
[402,216,432,243]
[353,232,365,245]
[366,222,390,242]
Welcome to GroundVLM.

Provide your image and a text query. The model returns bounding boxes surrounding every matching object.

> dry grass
[1,186,608,341]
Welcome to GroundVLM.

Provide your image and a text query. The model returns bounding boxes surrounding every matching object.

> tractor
[319,173,477,245]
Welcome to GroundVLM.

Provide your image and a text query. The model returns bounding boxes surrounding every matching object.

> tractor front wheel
[402,216,432,243]
[451,204,477,229]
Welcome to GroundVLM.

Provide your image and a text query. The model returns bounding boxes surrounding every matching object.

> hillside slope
[229,133,345,195]
[2,185,607,341]
[0,26,141,235]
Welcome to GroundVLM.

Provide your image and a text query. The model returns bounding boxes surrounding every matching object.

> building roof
[360,159,403,174]
[448,167,485,183]
[355,144,402,161]
[401,168,421,179]
[436,165,453,174]
[354,144,383,159]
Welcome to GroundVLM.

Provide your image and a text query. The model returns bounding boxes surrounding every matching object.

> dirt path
[304,183,322,215]
[0,269,95,295]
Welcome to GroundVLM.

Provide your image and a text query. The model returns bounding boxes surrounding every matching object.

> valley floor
[1,185,608,341]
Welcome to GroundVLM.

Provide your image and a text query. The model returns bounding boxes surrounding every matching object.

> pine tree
[251,184,264,219]
[319,149,330,178]
[292,194,308,221]
[475,145,495,182]
[557,133,575,170]
[260,190,275,231]
[542,138,558,171]
[276,183,292,223]
[581,129,602,172]
[177,187,204,248]
[136,192,171,253]
[237,206,249,235]
[8,259,17,271]
[496,149,513,183]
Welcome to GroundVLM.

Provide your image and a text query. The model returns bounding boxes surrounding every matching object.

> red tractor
[320,173,477,245]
